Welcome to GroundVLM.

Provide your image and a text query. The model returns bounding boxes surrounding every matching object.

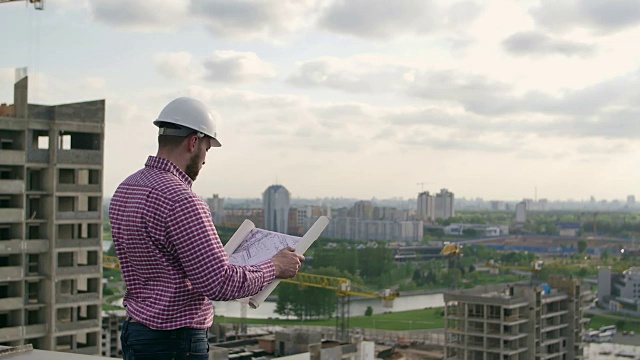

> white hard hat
[154,97,222,147]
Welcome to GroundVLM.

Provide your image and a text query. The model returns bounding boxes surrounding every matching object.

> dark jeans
[121,319,209,359]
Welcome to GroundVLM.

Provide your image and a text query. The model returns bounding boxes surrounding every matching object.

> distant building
[434,189,455,221]
[627,195,636,207]
[263,185,290,233]
[444,276,590,360]
[222,208,263,228]
[206,194,225,224]
[515,201,527,224]
[324,218,423,243]
[417,191,434,221]
[490,200,506,211]
[444,223,509,237]
[556,222,581,237]
[598,267,640,316]
[288,205,330,235]
[349,200,374,219]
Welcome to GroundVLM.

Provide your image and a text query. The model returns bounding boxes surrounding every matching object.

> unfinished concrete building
[0,72,105,355]
[444,277,590,360]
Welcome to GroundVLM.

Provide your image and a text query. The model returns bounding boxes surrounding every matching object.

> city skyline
[2,1,640,201]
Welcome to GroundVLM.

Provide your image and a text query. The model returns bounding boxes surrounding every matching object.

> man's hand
[271,247,305,279]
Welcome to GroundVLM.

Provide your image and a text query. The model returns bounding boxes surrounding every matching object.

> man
[109,97,304,359]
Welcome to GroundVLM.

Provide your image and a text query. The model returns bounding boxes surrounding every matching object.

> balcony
[57,184,101,193]
[56,265,100,276]
[542,310,568,319]
[25,239,49,253]
[0,266,23,280]
[0,208,24,222]
[56,238,101,249]
[56,211,100,221]
[0,240,22,254]
[27,148,49,163]
[24,323,47,337]
[0,179,24,194]
[0,149,25,165]
[56,293,100,304]
[0,325,22,342]
[56,150,102,165]
[0,297,24,311]
[56,319,100,333]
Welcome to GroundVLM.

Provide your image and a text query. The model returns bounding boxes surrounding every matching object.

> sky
[1,0,640,202]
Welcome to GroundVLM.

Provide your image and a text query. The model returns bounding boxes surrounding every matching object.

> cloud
[155,52,201,81]
[318,0,481,39]
[189,0,319,40]
[287,56,415,93]
[154,51,276,83]
[502,31,595,57]
[529,0,640,34]
[89,0,188,31]
[288,55,640,120]
[202,51,276,83]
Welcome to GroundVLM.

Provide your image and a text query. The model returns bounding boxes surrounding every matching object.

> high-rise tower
[262,185,290,233]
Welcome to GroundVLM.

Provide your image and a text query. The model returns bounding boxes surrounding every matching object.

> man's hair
[158,135,190,150]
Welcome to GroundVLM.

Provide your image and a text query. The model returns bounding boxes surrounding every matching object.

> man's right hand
[271,247,305,279]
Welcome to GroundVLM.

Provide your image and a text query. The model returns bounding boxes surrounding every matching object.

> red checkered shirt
[109,156,276,330]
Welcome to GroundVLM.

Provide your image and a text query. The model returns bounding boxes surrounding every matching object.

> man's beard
[185,148,203,181]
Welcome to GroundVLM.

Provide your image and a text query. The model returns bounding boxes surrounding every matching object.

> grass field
[215,308,446,330]
[585,313,640,334]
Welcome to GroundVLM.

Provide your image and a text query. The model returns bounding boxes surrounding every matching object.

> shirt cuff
[257,260,276,289]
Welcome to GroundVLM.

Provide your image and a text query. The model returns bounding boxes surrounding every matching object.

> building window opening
[55,335,72,351]
[27,197,41,220]
[33,130,49,150]
[58,252,74,267]
[59,131,100,150]
[58,196,75,212]
[28,254,39,274]
[27,169,42,190]
[27,225,41,240]
[88,196,100,211]
[89,169,100,184]
[60,134,71,150]
[0,226,10,241]
[0,167,17,180]
[59,169,75,184]
[26,282,40,304]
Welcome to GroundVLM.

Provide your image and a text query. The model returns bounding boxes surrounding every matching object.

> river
[212,293,445,319]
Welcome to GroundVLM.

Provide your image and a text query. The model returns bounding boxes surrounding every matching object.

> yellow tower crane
[103,255,397,342]
[0,0,44,9]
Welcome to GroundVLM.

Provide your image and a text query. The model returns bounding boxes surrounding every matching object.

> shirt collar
[145,156,193,188]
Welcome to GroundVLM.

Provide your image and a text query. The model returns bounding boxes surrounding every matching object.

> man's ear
[187,135,199,153]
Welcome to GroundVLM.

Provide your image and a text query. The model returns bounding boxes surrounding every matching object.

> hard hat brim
[210,137,222,147]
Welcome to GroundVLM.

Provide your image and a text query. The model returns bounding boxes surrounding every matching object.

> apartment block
[418,189,455,222]
[324,217,423,243]
[0,73,105,354]
[444,277,590,360]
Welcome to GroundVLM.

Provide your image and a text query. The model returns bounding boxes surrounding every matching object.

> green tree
[364,306,373,316]
[577,240,588,254]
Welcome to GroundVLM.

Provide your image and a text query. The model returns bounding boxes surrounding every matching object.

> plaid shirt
[109,156,275,330]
